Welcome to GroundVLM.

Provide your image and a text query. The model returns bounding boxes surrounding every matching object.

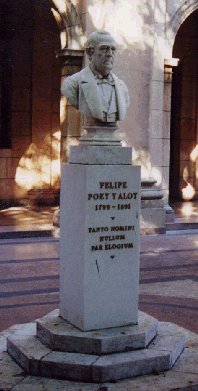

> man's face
[90,39,117,76]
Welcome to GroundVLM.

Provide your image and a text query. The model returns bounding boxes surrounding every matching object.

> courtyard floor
[0,230,198,391]
[0,204,198,390]
[0,229,198,333]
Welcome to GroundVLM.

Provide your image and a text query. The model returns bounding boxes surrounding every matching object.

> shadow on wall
[52,0,86,49]
[87,0,158,50]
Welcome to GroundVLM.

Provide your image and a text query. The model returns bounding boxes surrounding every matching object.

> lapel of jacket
[113,73,126,121]
[80,67,104,121]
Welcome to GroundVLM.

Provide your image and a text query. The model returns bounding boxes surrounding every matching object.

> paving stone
[0,322,36,352]
[172,348,198,374]
[0,351,25,391]
[37,309,158,354]
[158,321,198,348]
[108,372,198,391]
[11,375,100,391]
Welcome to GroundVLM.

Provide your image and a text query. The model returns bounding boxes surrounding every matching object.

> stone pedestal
[7,310,185,383]
[60,125,141,331]
[6,125,186,384]
[141,178,166,234]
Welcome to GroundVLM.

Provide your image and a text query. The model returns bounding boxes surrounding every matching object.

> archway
[169,9,198,201]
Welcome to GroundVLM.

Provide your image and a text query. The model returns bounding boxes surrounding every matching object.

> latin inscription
[87,181,139,257]
[88,226,135,233]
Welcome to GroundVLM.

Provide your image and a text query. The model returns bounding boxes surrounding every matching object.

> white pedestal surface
[60,163,141,331]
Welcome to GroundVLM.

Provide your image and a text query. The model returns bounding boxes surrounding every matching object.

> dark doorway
[169,10,198,201]
[0,0,61,205]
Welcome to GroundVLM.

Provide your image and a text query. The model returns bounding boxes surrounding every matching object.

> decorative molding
[167,0,198,45]
[56,48,84,66]
[51,0,85,49]
[164,58,180,68]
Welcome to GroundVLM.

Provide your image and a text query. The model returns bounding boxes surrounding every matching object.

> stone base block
[7,311,185,383]
[69,145,132,164]
[141,208,166,234]
[36,310,158,355]
[140,177,166,234]
[165,205,175,223]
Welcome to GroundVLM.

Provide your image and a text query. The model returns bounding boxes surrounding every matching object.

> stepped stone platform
[7,310,185,383]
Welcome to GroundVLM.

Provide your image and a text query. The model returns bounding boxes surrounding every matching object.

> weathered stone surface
[10,370,198,391]
[40,351,98,381]
[92,331,184,383]
[69,145,132,164]
[0,351,25,390]
[6,325,185,383]
[7,333,99,382]
[158,321,198,351]
[109,371,198,391]
[60,164,141,331]
[92,349,170,382]
[3,318,198,389]
[148,334,185,366]
[7,335,51,373]
[93,335,185,382]
[53,208,60,227]
[172,348,198,375]
[140,208,166,232]
[0,322,36,352]
[37,310,158,354]
[11,375,100,391]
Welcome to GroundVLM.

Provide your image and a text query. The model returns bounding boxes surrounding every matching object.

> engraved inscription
[87,181,138,257]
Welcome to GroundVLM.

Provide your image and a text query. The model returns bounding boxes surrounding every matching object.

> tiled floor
[0,201,197,233]
[170,201,198,222]
[139,231,198,332]
[0,203,198,391]
[0,230,198,333]
[0,201,197,332]
[0,237,59,331]
[0,206,57,235]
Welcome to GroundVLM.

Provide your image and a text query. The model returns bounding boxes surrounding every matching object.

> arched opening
[0,0,61,209]
[169,10,198,202]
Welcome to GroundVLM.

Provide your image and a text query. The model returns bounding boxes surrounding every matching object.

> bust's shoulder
[67,67,91,83]
[113,73,127,87]
[61,67,93,100]
[112,73,129,106]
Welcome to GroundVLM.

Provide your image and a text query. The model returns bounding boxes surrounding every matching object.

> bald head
[86,30,116,51]
[86,30,117,76]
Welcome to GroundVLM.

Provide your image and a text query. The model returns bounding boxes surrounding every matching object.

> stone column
[141,178,165,234]
[163,58,179,221]
[53,49,84,226]
[56,48,84,162]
